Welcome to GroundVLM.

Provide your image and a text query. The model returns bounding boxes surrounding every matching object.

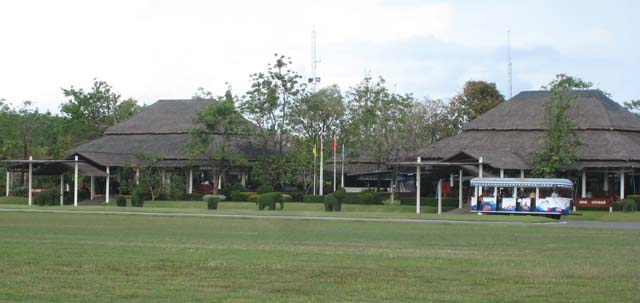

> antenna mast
[508,30,512,100]
[310,27,320,92]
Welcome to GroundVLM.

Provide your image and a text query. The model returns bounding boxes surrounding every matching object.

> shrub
[282,194,292,203]
[206,196,220,210]
[248,194,260,203]
[627,195,640,210]
[131,187,145,207]
[613,200,624,211]
[116,195,127,207]
[324,194,338,211]
[181,193,205,201]
[258,192,284,210]
[622,199,637,212]
[256,185,274,195]
[356,190,383,205]
[303,195,324,203]
[33,188,59,206]
[230,190,246,202]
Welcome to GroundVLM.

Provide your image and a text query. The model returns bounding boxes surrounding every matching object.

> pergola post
[581,171,587,198]
[500,169,504,178]
[74,155,78,207]
[28,156,32,206]
[105,166,110,204]
[5,171,10,197]
[188,168,193,194]
[458,169,463,208]
[520,170,524,178]
[416,157,421,214]
[59,174,64,206]
[620,170,625,200]
[437,179,442,215]
[90,176,95,200]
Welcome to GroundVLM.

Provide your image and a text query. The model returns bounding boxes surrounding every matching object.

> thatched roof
[413,90,640,170]
[70,99,262,168]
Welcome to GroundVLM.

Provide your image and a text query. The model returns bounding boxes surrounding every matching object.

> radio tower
[310,28,320,92]
[508,30,512,100]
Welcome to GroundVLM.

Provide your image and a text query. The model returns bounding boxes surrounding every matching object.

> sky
[0,0,638,113]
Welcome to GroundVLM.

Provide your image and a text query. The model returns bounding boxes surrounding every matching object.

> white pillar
[218,173,222,190]
[188,168,193,194]
[74,155,78,207]
[581,171,587,198]
[60,174,64,206]
[105,166,110,204]
[620,170,625,200]
[90,176,95,200]
[416,157,421,214]
[241,171,247,188]
[135,168,140,186]
[450,173,454,186]
[478,157,483,194]
[6,171,10,197]
[458,169,463,208]
[603,171,609,192]
[28,156,32,206]
[520,170,524,178]
[500,169,504,178]
[161,169,166,191]
[437,179,442,215]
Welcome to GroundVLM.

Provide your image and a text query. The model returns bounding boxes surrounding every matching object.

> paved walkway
[1,207,639,229]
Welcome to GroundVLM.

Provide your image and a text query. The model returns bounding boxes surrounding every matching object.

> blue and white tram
[470,177,573,219]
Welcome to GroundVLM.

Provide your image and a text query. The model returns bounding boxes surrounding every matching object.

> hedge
[626,195,640,210]
[256,185,274,195]
[398,196,459,207]
[258,192,284,210]
[622,199,637,212]
[304,195,324,203]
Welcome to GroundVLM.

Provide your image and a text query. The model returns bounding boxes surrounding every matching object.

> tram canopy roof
[470,177,573,189]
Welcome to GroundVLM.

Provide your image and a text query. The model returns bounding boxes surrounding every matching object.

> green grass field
[0,210,638,302]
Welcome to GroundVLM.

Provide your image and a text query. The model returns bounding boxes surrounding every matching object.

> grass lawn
[0,211,638,302]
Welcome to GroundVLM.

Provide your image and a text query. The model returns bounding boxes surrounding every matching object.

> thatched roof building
[412,90,640,199]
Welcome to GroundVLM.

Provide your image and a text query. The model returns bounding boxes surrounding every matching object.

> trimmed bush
[324,194,338,211]
[622,198,637,212]
[256,185,274,195]
[248,194,260,203]
[627,195,640,210]
[203,194,226,201]
[304,195,325,203]
[116,195,127,207]
[131,187,145,207]
[257,192,284,210]
[613,200,624,211]
[206,196,220,210]
[282,194,292,203]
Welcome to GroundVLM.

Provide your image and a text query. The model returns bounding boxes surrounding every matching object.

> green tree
[624,99,640,115]
[448,80,505,130]
[60,79,141,146]
[188,88,250,190]
[135,151,163,200]
[532,74,592,177]
[240,54,305,186]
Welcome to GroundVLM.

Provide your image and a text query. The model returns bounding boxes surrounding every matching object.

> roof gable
[105,99,212,134]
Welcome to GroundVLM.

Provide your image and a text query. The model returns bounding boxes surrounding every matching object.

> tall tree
[448,80,505,130]
[60,79,141,146]
[624,99,640,115]
[188,88,249,190]
[532,74,592,177]
[240,54,305,186]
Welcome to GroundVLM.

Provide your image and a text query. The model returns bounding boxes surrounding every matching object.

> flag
[331,137,337,152]
[312,144,317,157]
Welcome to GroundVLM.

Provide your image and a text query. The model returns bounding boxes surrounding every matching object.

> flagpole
[341,144,345,188]
[333,137,337,192]
[319,134,324,196]
[313,144,317,195]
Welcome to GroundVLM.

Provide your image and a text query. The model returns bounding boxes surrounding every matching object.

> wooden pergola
[2,156,107,206]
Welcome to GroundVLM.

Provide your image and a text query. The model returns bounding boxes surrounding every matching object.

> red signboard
[575,198,613,209]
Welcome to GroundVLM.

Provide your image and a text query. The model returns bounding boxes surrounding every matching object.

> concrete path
[1,207,639,229]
